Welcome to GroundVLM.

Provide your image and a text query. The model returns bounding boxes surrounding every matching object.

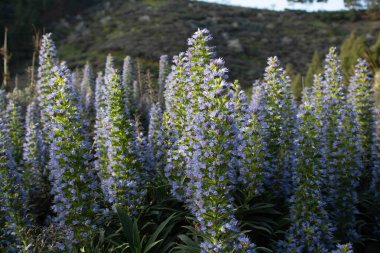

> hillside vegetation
[52,0,380,87]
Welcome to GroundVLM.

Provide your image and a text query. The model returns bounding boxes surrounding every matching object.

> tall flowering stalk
[94,55,114,203]
[148,102,166,175]
[133,80,139,107]
[347,59,380,194]
[135,116,153,175]
[94,71,110,191]
[283,93,334,252]
[5,99,24,166]
[48,63,100,249]
[23,102,50,224]
[122,56,134,116]
[164,29,214,200]
[182,58,255,253]
[163,53,188,199]
[23,102,45,181]
[253,57,297,198]
[348,59,380,236]
[235,84,265,197]
[320,48,361,241]
[101,65,148,215]
[71,71,82,96]
[36,33,57,182]
[80,63,95,115]
[164,29,255,251]
[37,33,57,143]
[0,87,7,114]
[158,55,169,108]
[0,115,26,249]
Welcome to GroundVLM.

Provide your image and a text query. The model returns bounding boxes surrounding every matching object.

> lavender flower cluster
[283,97,334,252]
[0,112,26,250]
[252,56,297,198]
[164,29,257,252]
[318,48,361,242]
[46,63,100,249]
[97,64,149,215]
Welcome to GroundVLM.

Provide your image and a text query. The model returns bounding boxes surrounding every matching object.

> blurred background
[0,0,379,97]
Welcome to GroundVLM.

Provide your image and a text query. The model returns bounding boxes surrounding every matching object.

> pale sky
[197,0,349,11]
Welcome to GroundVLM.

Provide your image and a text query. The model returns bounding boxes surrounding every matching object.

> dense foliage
[0,29,379,253]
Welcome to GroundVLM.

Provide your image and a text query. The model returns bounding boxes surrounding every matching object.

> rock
[67,33,78,43]
[257,12,264,19]
[266,23,275,29]
[139,15,151,22]
[329,36,338,43]
[100,16,111,25]
[281,36,292,45]
[59,19,70,29]
[210,16,220,24]
[104,1,111,10]
[82,29,91,37]
[366,33,374,40]
[228,38,243,53]
[318,29,329,36]
[75,21,86,32]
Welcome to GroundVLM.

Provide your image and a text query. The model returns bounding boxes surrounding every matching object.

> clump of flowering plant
[47,62,100,249]
[252,56,297,198]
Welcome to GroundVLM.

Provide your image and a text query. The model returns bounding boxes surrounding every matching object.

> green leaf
[116,205,139,252]
[145,213,177,251]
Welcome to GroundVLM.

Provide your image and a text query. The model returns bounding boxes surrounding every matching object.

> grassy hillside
[52,0,380,87]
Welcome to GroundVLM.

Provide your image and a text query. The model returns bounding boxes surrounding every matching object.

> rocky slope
[52,0,380,87]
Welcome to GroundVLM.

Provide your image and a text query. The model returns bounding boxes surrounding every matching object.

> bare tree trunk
[2,27,10,90]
